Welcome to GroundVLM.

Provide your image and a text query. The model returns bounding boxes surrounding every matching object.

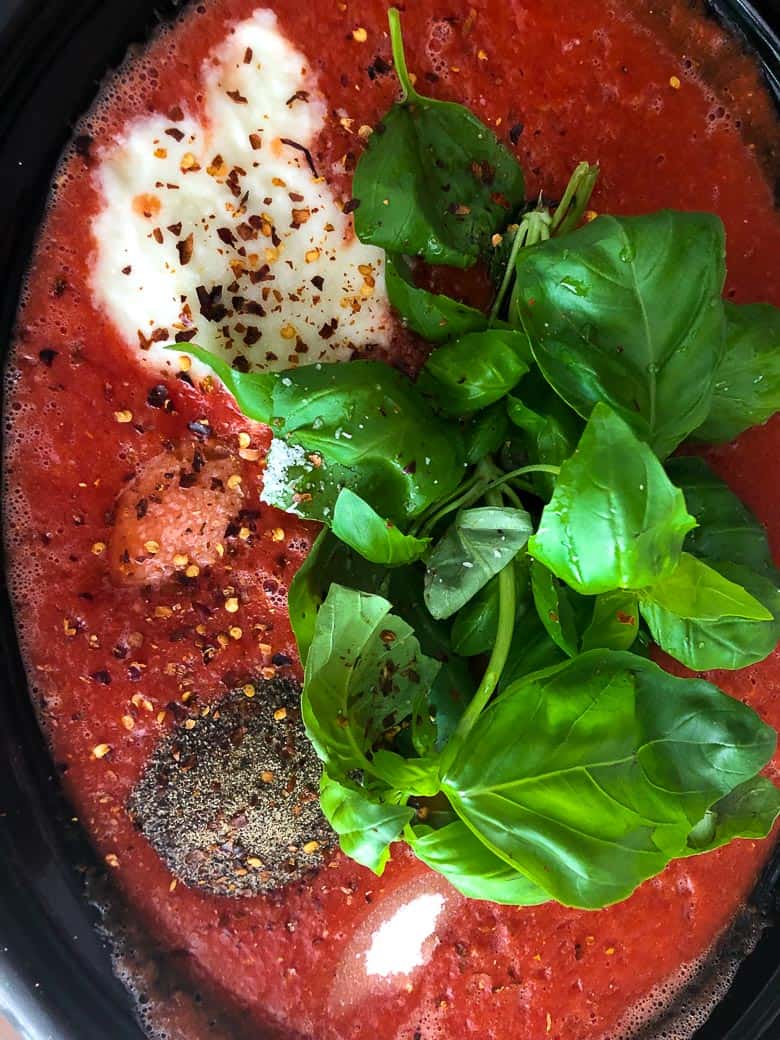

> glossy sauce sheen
[4,1,780,1038]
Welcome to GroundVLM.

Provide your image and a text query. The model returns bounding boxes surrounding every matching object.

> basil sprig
[171,6,780,911]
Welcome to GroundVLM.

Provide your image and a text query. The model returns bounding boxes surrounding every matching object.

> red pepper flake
[173,234,192,265]
[342,198,361,214]
[286,90,310,107]
[243,47,253,64]
[249,132,263,151]
[165,127,185,142]
[227,89,248,104]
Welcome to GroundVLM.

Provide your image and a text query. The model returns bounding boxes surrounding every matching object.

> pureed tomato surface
[4,1,780,1038]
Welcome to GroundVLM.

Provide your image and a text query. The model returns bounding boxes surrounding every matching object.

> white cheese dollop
[91,8,391,373]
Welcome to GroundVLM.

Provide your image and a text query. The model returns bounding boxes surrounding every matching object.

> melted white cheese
[91,8,391,374]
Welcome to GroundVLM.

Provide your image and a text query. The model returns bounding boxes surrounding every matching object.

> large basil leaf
[685,776,780,854]
[302,585,440,777]
[442,650,777,908]
[264,360,463,523]
[331,489,429,565]
[320,772,413,874]
[666,456,774,575]
[410,821,550,905]
[425,506,533,619]
[693,302,780,444]
[353,10,524,267]
[529,403,696,594]
[418,330,530,416]
[288,529,387,665]
[510,211,726,457]
[581,590,639,652]
[640,556,779,671]
[384,254,489,343]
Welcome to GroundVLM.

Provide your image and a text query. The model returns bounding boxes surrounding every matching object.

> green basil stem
[489,209,552,324]
[483,462,561,496]
[415,474,491,539]
[551,161,600,236]
[388,8,415,102]
[412,470,482,535]
[446,492,517,756]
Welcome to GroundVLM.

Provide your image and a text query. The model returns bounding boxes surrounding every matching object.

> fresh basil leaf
[581,590,639,652]
[685,775,780,854]
[288,529,388,666]
[371,750,441,797]
[529,403,696,594]
[693,302,780,444]
[172,344,276,422]
[353,11,524,267]
[442,650,777,908]
[462,402,510,466]
[640,556,779,671]
[320,772,413,874]
[510,211,726,457]
[418,330,530,416]
[389,568,473,752]
[410,820,550,905]
[331,488,430,565]
[425,506,533,620]
[506,370,583,497]
[303,585,440,777]
[499,609,568,689]
[451,558,531,657]
[666,456,774,575]
[264,359,463,524]
[641,553,771,622]
[384,254,489,343]
[530,560,585,657]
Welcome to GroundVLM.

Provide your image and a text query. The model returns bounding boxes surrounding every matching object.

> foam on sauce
[91,8,390,374]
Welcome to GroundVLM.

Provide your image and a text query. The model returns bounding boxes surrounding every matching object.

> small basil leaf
[418,330,530,416]
[424,506,533,620]
[320,772,413,874]
[173,344,276,422]
[332,488,430,565]
[353,12,525,267]
[499,610,567,689]
[640,556,780,671]
[511,211,726,457]
[371,750,441,797]
[263,359,463,524]
[641,553,772,622]
[666,456,774,575]
[693,302,780,444]
[287,529,388,666]
[530,560,584,658]
[410,820,550,905]
[506,370,583,497]
[685,776,780,854]
[581,590,639,652]
[384,254,489,343]
[389,568,473,752]
[303,585,440,777]
[451,558,531,657]
[462,403,510,466]
[529,403,696,594]
[442,650,777,909]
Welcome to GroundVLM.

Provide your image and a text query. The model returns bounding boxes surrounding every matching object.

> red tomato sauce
[4,2,780,1038]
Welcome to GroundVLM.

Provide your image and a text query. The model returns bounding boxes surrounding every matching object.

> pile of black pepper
[128,678,335,897]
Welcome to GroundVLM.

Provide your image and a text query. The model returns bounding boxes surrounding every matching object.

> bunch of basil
[180,9,780,910]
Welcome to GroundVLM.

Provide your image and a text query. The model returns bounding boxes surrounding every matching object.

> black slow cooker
[1,1,779,1038]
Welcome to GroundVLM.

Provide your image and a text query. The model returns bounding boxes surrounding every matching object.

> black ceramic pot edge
[0,3,779,1040]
